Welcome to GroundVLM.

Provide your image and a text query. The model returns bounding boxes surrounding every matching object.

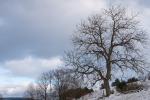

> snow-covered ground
[78,80,150,100]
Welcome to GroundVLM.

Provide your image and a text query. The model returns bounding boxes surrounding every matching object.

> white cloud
[0,56,64,97]
[0,83,29,97]
[2,56,63,77]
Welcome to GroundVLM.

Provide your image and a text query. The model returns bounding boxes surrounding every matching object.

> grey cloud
[0,0,107,61]
[0,0,74,61]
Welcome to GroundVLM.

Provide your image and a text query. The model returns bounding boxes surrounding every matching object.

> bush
[116,80,127,92]
[127,77,138,83]
[126,82,143,91]
[112,79,120,87]
[114,78,143,93]
[61,87,93,99]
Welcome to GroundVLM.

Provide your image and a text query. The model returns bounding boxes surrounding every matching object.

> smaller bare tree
[37,72,50,100]
[47,70,54,94]
[24,83,36,99]
[53,68,80,100]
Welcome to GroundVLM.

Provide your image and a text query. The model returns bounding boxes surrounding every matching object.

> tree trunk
[103,79,111,97]
[44,90,47,100]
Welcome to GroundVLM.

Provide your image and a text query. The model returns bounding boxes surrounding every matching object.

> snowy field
[78,81,150,100]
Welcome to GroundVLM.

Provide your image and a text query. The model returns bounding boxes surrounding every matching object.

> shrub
[112,79,120,87]
[126,82,143,91]
[113,78,143,93]
[115,79,143,93]
[116,80,127,92]
[61,87,93,99]
[127,77,138,83]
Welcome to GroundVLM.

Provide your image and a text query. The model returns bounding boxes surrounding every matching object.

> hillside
[78,80,150,100]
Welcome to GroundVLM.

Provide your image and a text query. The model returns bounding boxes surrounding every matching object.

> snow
[78,80,150,100]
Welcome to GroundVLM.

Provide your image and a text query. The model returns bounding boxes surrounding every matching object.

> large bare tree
[66,6,147,96]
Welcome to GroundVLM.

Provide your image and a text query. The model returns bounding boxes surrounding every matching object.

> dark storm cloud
[0,0,107,61]
[0,0,74,61]
[0,0,148,62]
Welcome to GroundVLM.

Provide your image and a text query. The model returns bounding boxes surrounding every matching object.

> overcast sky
[0,0,150,97]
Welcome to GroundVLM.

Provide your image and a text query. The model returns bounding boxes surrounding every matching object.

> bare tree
[37,72,50,100]
[53,68,80,100]
[24,83,36,99]
[66,6,147,96]
[47,70,54,94]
